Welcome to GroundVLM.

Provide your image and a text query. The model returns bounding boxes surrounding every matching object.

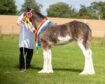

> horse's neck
[34,17,45,27]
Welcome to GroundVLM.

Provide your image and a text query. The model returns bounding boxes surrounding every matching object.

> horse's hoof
[38,70,54,73]
[80,71,95,75]
[38,70,46,73]
[47,70,54,73]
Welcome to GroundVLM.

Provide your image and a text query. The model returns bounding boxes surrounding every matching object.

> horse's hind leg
[38,45,53,73]
[77,39,95,75]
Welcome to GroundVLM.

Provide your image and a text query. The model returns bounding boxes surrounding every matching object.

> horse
[24,9,95,75]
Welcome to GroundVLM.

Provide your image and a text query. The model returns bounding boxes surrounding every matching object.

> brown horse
[24,9,95,75]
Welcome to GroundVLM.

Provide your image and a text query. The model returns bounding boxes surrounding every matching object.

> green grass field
[0,36,105,84]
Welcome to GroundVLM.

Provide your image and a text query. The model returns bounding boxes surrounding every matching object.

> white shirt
[17,13,35,49]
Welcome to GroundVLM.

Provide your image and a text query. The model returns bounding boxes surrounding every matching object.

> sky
[15,0,105,15]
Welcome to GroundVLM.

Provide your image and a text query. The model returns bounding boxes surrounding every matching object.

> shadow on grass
[54,68,82,72]
[15,65,82,73]
[31,66,82,73]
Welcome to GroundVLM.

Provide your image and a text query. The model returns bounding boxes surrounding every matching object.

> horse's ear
[25,7,31,12]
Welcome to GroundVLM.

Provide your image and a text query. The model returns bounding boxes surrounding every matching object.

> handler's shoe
[20,69,26,72]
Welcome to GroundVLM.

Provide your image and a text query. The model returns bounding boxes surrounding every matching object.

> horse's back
[68,20,92,39]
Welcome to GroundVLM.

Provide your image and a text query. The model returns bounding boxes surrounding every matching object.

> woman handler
[17,12,35,70]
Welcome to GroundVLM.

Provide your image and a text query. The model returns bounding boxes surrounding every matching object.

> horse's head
[17,8,35,32]
[24,8,46,29]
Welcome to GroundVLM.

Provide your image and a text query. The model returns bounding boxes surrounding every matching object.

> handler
[17,12,35,70]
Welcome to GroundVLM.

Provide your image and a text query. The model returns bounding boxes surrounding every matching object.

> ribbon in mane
[26,9,33,19]
[35,18,52,49]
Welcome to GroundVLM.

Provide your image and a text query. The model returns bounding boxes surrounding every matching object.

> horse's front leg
[38,45,53,73]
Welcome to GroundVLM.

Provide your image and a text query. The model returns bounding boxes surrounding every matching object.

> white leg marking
[47,49,53,73]
[77,40,95,75]
[38,49,53,73]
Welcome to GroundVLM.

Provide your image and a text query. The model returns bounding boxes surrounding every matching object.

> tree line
[0,0,105,19]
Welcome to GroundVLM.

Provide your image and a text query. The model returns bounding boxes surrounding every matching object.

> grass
[0,36,105,84]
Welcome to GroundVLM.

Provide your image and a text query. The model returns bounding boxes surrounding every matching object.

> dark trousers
[19,47,33,69]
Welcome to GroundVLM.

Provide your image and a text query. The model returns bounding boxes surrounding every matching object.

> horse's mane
[25,8,46,18]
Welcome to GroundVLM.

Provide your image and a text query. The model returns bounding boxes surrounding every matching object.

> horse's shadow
[54,68,82,72]
[15,65,82,73]
[31,66,82,73]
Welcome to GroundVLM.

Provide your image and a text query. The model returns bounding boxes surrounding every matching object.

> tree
[0,0,16,15]
[78,1,105,19]
[20,0,41,13]
[89,1,105,19]
[47,2,74,18]
[78,5,93,19]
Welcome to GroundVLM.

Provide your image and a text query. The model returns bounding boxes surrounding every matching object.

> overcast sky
[15,0,105,15]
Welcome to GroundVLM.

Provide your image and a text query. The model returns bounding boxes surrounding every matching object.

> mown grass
[0,36,105,84]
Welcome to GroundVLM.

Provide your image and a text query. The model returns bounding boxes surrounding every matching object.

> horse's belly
[57,35,72,44]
